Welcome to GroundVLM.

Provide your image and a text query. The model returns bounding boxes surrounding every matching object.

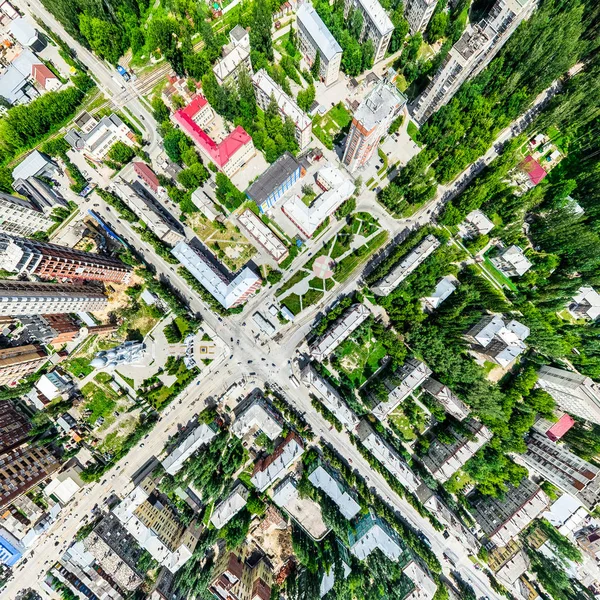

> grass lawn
[81,382,119,424]
[334,231,388,282]
[546,125,568,154]
[276,269,310,297]
[97,416,139,455]
[395,74,408,92]
[377,147,389,176]
[389,410,417,441]
[63,357,94,378]
[482,255,518,292]
[146,361,197,410]
[335,335,386,386]
[407,121,420,145]
[116,371,135,388]
[312,103,351,149]
[282,293,302,316]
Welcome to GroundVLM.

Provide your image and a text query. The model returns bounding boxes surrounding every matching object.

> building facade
[213,25,253,86]
[343,74,407,173]
[412,0,537,124]
[0,192,54,236]
[209,550,273,600]
[296,3,343,86]
[0,402,31,453]
[520,431,600,509]
[0,280,108,316]
[12,176,68,214]
[343,0,394,63]
[0,443,60,510]
[536,365,600,425]
[0,234,132,284]
[404,0,437,33]
[252,69,312,149]
[0,344,47,386]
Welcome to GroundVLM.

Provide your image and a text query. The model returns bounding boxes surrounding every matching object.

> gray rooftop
[246,151,301,204]
[297,3,342,61]
[229,25,248,43]
[354,79,407,131]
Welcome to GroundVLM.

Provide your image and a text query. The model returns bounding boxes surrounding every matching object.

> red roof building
[546,413,575,442]
[173,96,255,177]
[133,161,160,192]
[31,63,60,90]
[520,155,547,186]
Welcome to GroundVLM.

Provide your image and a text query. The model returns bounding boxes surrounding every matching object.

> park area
[277,213,387,316]
[312,103,352,149]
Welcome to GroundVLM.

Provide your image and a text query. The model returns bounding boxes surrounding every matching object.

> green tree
[296,84,316,112]
[107,141,135,165]
[250,0,273,60]
[79,15,125,64]
[310,51,321,79]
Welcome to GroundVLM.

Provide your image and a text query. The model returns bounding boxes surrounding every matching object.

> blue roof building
[0,529,24,566]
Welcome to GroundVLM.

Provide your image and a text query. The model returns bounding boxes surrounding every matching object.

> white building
[282,164,355,238]
[422,378,470,421]
[35,371,72,402]
[296,3,343,86]
[210,485,249,529]
[12,151,58,182]
[310,303,370,361]
[343,0,394,63]
[43,462,84,505]
[300,364,360,430]
[191,188,220,221]
[238,210,289,263]
[252,69,312,149]
[251,433,304,492]
[465,315,530,368]
[372,235,440,296]
[213,25,253,86]
[404,0,437,34]
[308,464,361,519]
[342,74,407,173]
[536,365,600,426]
[412,0,537,124]
[421,276,456,311]
[568,287,600,321]
[231,397,283,441]
[171,241,261,309]
[490,245,532,277]
[403,559,437,600]
[458,209,495,238]
[114,182,183,245]
[349,512,407,561]
[65,114,136,161]
[371,358,432,420]
[161,422,218,475]
[356,420,421,492]
[0,192,54,237]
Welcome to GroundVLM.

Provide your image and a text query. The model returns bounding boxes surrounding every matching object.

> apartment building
[209,550,273,600]
[238,210,289,263]
[252,69,312,149]
[0,443,60,510]
[161,422,218,475]
[422,378,470,421]
[65,113,136,160]
[490,245,532,278]
[251,432,304,492]
[0,192,54,236]
[412,0,537,124]
[458,209,495,238]
[296,3,343,86]
[12,176,68,214]
[349,512,411,562]
[308,463,361,519]
[422,419,492,482]
[568,286,600,321]
[0,280,108,316]
[210,485,249,529]
[343,0,394,63]
[231,395,283,441]
[0,234,132,284]
[173,95,256,177]
[371,358,432,420]
[371,235,439,296]
[0,402,31,453]
[171,241,261,309]
[0,344,47,386]
[213,25,253,86]
[343,74,407,172]
[19,313,82,346]
[310,303,370,361]
[404,0,437,33]
[536,365,600,426]
[520,431,600,509]
[469,478,548,546]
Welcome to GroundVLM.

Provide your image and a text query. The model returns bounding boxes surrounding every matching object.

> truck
[443,549,460,567]
[116,65,130,81]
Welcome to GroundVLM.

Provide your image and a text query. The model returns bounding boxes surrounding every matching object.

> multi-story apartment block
[371,235,439,296]
[568,286,600,321]
[422,378,470,420]
[0,280,108,316]
[213,25,253,86]
[231,395,283,441]
[0,344,47,386]
[0,234,132,284]
[536,365,600,425]
[308,463,361,519]
[171,241,261,309]
[490,245,532,278]
[12,176,68,214]
[349,512,411,562]
[0,443,60,510]
[210,485,249,529]
[173,96,256,177]
[371,358,432,420]
[0,192,54,236]
[469,478,548,546]
[310,303,370,361]
[252,69,312,149]
[520,431,600,509]
[209,550,274,600]
[161,422,218,475]
[251,432,304,492]
[343,0,394,63]
[343,74,407,173]
[19,313,82,346]
[238,210,289,263]
[296,3,343,86]
[404,0,437,33]
[0,402,31,453]
[422,419,492,482]
[65,113,137,160]
[412,0,537,124]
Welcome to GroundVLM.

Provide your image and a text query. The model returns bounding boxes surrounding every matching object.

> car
[248,360,253,363]
[229,354,233,359]
[140,442,145,447]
